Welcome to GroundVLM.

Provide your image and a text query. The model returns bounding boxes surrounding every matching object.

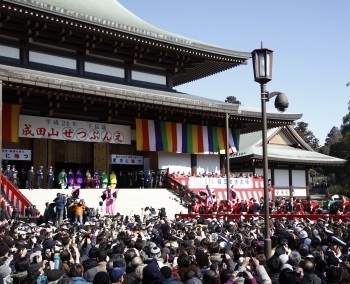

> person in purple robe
[67,169,75,189]
[102,186,118,215]
[93,170,100,188]
[75,170,83,187]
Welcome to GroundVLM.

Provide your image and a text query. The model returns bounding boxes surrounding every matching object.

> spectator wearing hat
[330,236,346,260]
[68,263,92,284]
[143,258,165,283]
[150,246,167,269]
[37,166,44,189]
[47,166,55,190]
[109,267,125,284]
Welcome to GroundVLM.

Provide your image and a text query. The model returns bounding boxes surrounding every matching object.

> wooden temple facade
[0,0,316,188]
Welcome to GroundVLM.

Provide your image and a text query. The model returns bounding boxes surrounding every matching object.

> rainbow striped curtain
[136,118,240,154]
[2,104,21,143]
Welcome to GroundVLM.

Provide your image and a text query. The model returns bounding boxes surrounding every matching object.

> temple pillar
[94,143,109,174]
[191,154,197,177]
[220,154,226,176]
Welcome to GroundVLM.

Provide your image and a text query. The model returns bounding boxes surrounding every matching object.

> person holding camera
[73,199,86,224]
[54,193,66,226]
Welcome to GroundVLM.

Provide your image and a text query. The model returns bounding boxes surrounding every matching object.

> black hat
[143,258,164,282]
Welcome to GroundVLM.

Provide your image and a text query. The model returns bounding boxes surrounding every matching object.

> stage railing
[1,174,32,216]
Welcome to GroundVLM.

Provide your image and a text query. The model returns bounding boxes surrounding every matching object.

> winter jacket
[83,261,107,282]
[255,265,272,284]
[71,276,92,284]
[268,272,280,284]
[0,208,10,222]
[302,272,322,284]
[162,277,184,284]
[74,203,85,216]
[54,197,65,211]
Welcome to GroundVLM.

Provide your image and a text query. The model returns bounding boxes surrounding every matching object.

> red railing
[1,175,31,216]
[176,213,350,222]
[167,175,206,204]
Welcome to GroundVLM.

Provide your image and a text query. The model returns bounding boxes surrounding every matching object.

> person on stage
[36,166,44,189]
[27,166,35,190]
[101,171,108,189]
[102,186,118,215]
[93,170,100,188]
[110,171,117,189]
[85,170,92,188]
[47,166,54,190]
[75,170,83,188]
[67,169,75,189]
[58,169,68,189]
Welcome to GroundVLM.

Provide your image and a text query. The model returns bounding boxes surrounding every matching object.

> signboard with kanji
[2,149,31,161]
[110,155,143,165]
[19,115,131,144]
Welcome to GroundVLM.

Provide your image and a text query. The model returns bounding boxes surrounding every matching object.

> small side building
[229,126,346,198]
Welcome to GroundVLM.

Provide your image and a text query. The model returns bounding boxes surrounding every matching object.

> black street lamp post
[251,44,289,258]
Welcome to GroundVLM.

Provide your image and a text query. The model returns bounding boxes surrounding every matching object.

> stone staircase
[19,188,188,220]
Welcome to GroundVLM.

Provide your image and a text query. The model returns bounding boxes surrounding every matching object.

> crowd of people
[2,165,168,190]
[0,205,347,284]
[185,185,349,217]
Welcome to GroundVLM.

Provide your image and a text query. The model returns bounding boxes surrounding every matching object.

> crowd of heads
[0,209,347,283]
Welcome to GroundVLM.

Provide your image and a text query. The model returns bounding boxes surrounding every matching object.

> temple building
[0,0,342,191]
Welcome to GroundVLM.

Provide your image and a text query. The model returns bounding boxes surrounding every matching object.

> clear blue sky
[118,0,350,144]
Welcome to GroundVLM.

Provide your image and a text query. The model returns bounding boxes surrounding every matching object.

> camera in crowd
[134,214,141,222]
[237,271,248,277]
